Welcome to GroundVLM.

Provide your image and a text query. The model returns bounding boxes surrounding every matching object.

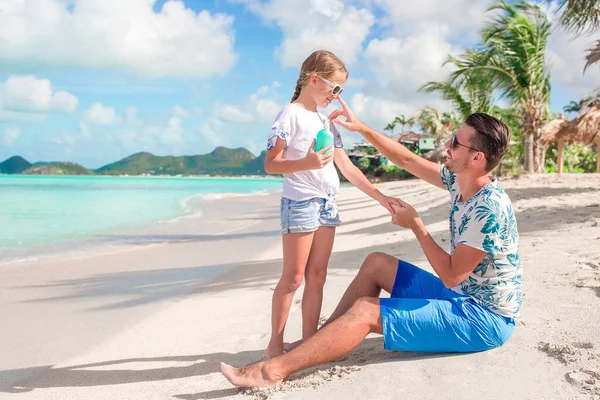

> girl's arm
[264,138,333,175]
[333,147,398,214]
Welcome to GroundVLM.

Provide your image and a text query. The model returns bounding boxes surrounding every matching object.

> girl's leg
[301,226,336,341]
[267,231,314,359]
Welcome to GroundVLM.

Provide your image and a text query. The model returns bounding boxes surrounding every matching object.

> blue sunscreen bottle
[315,120,334,155]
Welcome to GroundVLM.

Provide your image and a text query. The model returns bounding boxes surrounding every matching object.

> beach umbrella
[553,107,600,173]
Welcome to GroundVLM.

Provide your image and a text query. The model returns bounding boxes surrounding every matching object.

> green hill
[1,147,269,177]
[96,147,263,176]
[22,162,94,175]
[0,156,32,174]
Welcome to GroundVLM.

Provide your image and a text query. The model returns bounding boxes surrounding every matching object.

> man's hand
[328,96,367,133]
[375,193,402,215]
[390,199,422,230]
[304,139,334,169]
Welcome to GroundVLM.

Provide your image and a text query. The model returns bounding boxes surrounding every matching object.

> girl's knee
[305,268,327,287]
[278,274,304,291]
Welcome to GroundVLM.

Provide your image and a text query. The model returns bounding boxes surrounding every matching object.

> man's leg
[325,252,397,325]
[284,251,397,352]
[221,296,382,387]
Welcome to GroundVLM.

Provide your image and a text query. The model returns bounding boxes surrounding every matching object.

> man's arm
[391,200,486,288]
[412,222,486,288]
[330,96,445,190]
[358,124,445,190]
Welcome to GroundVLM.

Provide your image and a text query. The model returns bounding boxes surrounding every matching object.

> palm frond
[556,0,600,34]
[584,40,600,72]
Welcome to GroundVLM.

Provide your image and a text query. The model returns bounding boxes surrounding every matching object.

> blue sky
[0,0,598,168]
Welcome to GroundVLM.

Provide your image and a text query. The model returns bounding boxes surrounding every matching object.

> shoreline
[0,178,284,266]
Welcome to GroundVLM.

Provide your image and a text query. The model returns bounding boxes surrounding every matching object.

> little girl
[264,50,397,358]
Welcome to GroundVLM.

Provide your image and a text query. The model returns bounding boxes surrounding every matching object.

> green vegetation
[1,147,270,177]
[0,156,32,174]
[22,163,94,175]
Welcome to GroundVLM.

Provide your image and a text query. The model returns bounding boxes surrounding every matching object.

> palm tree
[420,53,495,121]
[394,114,409,133]
[384,121,397,137]
[556,0,600,70]
[448,1,551,173]
[406,116,416,132]
[563,100,581,114]
[563,95,600,115]
[418,107,452,145]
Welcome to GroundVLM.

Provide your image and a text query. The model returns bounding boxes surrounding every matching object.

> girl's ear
[309,73,318,87]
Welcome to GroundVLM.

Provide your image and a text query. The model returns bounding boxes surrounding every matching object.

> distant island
[0,147,270,177]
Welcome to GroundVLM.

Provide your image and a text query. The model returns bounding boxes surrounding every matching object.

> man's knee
[360,252,397,275]
[348,297,382,328]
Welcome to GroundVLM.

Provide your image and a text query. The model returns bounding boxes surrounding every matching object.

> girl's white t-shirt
[267,103,344,201]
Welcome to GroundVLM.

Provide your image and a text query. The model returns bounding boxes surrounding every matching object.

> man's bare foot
[283,339,302,352]
[221,362,283,388]
[265,343,283,359]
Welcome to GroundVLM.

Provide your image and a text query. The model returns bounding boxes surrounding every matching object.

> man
[221,97,522,387]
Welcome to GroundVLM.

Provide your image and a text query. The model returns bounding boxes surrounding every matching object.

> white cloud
[255,99,282,122]
[0,0,237,77]
[0,110,49,122]
[125,106,143,127]
[374,0,492,41]
[346,78,368,88]
[162,117,184,144]
[2,127,22,146]
[547,31,600,99]
[364,28,458,96]
[201,117,228,147]
[217,104,255,123]
[349,92,420,129]
[0,75,78,113]
[250,85,270,102]
[82,103,120,125]
[235,0,374,67]
[173,105,190,118]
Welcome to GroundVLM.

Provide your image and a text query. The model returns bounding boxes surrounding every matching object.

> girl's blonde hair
[291,50,348,103]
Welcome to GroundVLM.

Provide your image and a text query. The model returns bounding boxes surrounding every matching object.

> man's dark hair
[465,113,510,172]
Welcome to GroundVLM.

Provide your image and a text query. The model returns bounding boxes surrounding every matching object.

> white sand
[1,174,599,399]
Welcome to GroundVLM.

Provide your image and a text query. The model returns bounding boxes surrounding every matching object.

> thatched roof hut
[544,107,600,173]
[540,115,568,145]
[555,106,600,146]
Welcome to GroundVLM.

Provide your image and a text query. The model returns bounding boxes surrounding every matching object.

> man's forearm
[411,220,455,288]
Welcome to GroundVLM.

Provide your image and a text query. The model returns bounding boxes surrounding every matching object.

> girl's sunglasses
[319,76,344,96]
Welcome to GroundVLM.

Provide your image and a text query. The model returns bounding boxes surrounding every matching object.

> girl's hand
[304,139,334,169]
[328,96,366,133]
[375,193,402,215]
[390,199,422,230]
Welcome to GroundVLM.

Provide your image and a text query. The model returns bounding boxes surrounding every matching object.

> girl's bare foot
[266,342,283,359]
[283,339,302,352]
[221,362,283,387]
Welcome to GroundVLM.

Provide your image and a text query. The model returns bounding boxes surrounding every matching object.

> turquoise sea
[0,175,283,264]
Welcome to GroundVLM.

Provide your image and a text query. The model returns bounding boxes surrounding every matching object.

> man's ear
[472,152,485,165]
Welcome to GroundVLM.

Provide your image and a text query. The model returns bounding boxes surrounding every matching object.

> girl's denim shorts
[280,197,341,234]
